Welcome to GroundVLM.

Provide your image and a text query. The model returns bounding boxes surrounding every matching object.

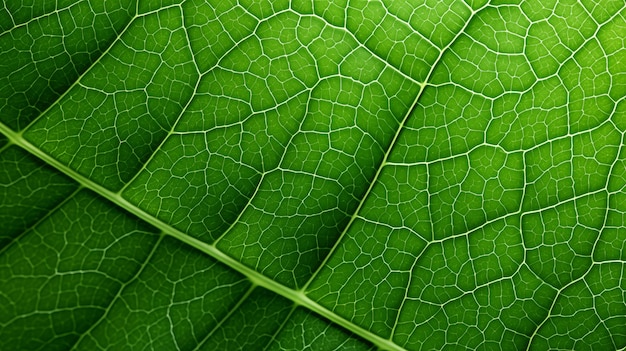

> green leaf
[1,0,625,350]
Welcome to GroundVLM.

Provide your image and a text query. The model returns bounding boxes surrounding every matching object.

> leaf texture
[1,0,625,350]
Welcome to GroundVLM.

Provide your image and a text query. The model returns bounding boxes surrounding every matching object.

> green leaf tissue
[1,0,625,350]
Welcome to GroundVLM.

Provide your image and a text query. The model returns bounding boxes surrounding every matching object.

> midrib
[0,120,407,351]
[0,2,493,350]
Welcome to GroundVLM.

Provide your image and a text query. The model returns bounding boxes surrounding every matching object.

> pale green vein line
[0,139,14,154]
[69,233,165,351]
[17,10,136,133]
[212,88,314,246]
[300,1,488,294]
[526,262,602,351]
[192,284,257,351]
[526,130,626,351]
[300,11,422,84]
[117,3,201,193]
[0,2,80,38]
[0,121,408,351]
[17,0,160,134]
[261,304,299,351]
[0,185,83,257]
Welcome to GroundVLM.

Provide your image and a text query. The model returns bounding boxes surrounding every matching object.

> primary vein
[0,120,407,351]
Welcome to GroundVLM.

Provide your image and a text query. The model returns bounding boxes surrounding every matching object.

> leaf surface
[1,0,626,350]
